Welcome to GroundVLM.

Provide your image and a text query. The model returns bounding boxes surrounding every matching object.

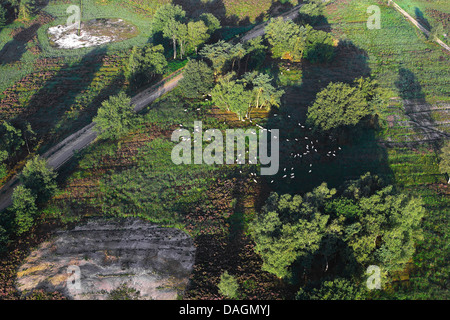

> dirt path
[0,5,304,211]
[389,0,450,52]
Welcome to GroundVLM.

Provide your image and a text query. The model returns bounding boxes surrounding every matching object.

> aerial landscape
[0,0,448,306]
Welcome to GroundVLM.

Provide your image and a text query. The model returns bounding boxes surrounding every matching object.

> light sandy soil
[48,18,138,49]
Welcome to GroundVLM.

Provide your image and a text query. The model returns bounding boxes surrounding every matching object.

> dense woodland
[0,0,448,300]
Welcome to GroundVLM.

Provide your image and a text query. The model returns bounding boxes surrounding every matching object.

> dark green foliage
[199,40,234,75]
[304,29,334,63]
[307,79,378,132]
[297,278,366,300]
[18,0,37,20]
[438,140,450,183]
[0,224,8,253]
[0,5,7,28]
[0,121,24,157]
[151,3,186,35]
[265,17,309,62]
[98,138,221,225]
[178,60,214,99]
[93,92,138,140]
[11,185,37,235]
[124,44,168,85]
[298,0,326,26]
[199,13,221,34]
[0,150,7,179]
[250,173,425,282]
[20,156,57,204]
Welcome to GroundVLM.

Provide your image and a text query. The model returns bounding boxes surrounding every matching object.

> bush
[218,271,239,299]
[93,92,138,140]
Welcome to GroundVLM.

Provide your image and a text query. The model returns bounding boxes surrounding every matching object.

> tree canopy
[151,3,186,35]
[438,140,450,183]
[250,173,425,282]
[265,17,309,62]
[124,44,168,85]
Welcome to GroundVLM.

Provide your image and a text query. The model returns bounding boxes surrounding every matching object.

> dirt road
[0,6,303,211]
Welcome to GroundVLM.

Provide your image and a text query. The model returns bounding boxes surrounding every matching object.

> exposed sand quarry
[16,219,196,300]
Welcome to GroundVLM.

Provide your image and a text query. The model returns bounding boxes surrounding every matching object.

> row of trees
[250,173,425,295]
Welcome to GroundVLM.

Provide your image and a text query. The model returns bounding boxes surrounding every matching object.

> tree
[211,73,252,120]
[20,156,58,204]
[151,4,186,35]
[0,4,7,28]
[186,20,210,54]
[218,271,239,299]
[438,141,450,184]
[304,29,334,63]
[12,185,37,235]
[163,18,183,59]
[18,0,37,20]
[297,278,366,300]
[178,60,214,99]
[250,191,330,279]
[250,174,425,281]
[265,17,308,62]
[94,92,138,139]
[0,224,8,253]
[307,81,373,132]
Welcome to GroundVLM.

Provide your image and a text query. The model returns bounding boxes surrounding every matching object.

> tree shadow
[415,7,432,32]
[394,68,449,145]
[19,48,108,152]
[262,40,393,194]
[0,23,41,65]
